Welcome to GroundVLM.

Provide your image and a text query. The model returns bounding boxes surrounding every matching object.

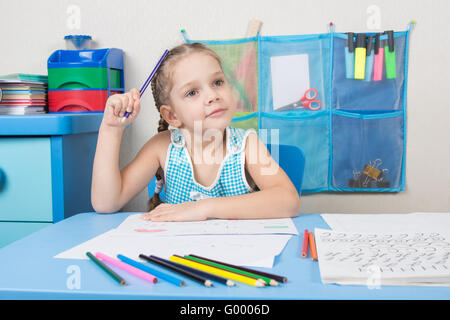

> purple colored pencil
[123,49,169,119]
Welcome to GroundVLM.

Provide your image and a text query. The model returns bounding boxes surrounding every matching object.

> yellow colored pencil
[170,255,265,287]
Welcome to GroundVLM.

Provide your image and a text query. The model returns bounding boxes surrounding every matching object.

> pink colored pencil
[95,252,157,284]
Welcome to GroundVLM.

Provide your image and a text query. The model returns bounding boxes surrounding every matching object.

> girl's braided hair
[148,42,223,211]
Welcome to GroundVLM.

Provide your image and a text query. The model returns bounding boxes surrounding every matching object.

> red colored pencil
[301,229,309,258]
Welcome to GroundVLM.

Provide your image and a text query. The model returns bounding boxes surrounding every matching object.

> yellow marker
[354,34,367,79]
[170,255,265,287]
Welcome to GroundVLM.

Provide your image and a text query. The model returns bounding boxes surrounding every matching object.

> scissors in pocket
[293,88,322,111]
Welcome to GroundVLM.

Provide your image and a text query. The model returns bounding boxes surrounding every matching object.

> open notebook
[316,213,450,286]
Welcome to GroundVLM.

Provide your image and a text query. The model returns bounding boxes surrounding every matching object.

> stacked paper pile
[0,73,48,115]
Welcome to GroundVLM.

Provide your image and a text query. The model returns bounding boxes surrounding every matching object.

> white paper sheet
[321,212,450,233]
[315,228,450,286]
[54,229,292,268]
[114,214,299,236]
[270,54,310,110]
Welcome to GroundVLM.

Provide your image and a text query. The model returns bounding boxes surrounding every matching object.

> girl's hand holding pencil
[102,49,168,128]
[102,88,141,127]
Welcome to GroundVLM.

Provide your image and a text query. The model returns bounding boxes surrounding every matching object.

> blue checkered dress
[163,126,256,203]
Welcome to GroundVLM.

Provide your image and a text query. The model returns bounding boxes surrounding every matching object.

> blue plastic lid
[47,48,124,69]
[64,35,92,40]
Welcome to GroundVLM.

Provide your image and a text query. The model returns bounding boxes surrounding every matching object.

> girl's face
[167,52,236,133]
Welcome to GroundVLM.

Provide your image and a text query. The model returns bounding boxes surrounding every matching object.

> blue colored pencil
[117,254,185,287]
[123,49,169,119]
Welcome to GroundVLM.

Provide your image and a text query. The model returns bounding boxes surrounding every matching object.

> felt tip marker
[354,34,367,80]
[384,30,397,79]
[364,35,375,82]
[344,32,355,79]
[373,33,384,81]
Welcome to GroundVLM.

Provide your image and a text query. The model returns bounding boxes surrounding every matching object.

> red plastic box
[48,90,121,112]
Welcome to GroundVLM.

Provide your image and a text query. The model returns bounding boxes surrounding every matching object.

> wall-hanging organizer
[182,21,415,193]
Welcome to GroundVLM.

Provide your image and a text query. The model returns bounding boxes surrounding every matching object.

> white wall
[1,0,449,213]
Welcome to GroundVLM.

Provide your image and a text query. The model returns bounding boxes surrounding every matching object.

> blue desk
[0,114,103,248]
[0,212,449,300]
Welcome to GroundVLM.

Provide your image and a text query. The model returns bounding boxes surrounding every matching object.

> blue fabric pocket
[331,111,404,191]
[332,33,407,112]
[260,112,329,192]
[259,34,331,113]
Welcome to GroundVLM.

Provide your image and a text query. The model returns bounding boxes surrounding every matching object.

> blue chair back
[266,144,305,196]
[147,144,305,199]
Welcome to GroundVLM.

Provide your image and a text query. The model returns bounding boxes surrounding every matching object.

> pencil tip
[257,278,267,285]
[205,280,213,287]
[227,280,236,286]
[270,280,279,286]
[256,281,266,287]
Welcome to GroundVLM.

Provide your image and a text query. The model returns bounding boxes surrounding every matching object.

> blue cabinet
[0,113,103,247]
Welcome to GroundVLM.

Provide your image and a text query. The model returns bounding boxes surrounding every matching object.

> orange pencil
[301,229,309,258]
[308,231,318,261]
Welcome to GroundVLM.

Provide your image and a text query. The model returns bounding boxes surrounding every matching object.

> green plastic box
[48,67,121,89]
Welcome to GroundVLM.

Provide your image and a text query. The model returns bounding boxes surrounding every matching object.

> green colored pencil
[86,251,127,286]
[184,255,278,286]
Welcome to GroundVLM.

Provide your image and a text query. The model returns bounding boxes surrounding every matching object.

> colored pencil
[95,252,157,284]
[117,254,185,287]
[138,254,212,287]
[187,254,287,283]
[301,229,309,258]
[308,231,318,261]
[170,255,265,287]
[185,255,278,286]
[145,255,235,287]
[86,252,127,286]
[123,49,169,119]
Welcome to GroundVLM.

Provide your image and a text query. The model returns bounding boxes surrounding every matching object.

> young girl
[91,43,300,222]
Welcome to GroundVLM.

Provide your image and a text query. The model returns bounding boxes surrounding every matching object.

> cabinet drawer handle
[0,168,4,189]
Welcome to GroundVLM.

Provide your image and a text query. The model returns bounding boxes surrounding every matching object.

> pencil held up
[122,49,169,120]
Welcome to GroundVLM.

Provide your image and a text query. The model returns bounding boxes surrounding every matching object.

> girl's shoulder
[228,127,258,156]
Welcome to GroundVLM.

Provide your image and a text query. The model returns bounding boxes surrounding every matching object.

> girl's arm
[145,132,300,221]
[91,89,161,213]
